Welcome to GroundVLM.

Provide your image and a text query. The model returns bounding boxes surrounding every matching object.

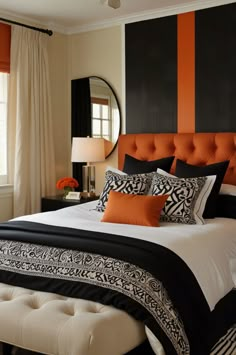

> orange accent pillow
[101,191,169,227]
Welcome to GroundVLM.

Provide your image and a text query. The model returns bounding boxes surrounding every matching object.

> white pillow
[154,169,216,224]
[220,183,236,196]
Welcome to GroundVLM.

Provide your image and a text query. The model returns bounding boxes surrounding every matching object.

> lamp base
[82,165,96,195]
[80,191,97,199]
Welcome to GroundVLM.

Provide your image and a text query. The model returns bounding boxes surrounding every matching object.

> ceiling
[0,0,234,34]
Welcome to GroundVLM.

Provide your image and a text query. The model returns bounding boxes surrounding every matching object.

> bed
[0,132,236,355]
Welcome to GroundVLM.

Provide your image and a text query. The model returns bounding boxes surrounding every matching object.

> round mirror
[71,76,121,158]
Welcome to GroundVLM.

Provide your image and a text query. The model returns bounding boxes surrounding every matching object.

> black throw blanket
[0,221,212,354]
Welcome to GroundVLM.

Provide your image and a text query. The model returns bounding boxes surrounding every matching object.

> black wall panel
[125,17,177,134]
[195,3,236,132]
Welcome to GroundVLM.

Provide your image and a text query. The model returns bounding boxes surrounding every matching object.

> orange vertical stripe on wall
[0,23,11,73]
[177,12,195,133]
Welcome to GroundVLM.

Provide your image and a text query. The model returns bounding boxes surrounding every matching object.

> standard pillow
[101,191,169,227]
[96,170,154,212]
[220,184,236,196]
[123,154,175,174]
[175,159,229,219]
[150,171,216,224]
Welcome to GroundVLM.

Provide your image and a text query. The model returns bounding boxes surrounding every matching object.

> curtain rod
[0,17,53,36]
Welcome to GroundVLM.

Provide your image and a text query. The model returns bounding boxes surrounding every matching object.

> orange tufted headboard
[118,133,236,185]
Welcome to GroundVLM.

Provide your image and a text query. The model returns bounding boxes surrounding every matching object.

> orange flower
[56,177,79,190]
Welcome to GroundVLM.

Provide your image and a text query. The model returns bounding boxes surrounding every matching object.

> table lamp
[71,137,105,196]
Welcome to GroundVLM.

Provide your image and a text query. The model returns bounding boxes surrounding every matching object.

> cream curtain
[8,26,56,217]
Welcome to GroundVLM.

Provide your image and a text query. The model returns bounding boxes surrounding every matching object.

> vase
[63,186,74,199]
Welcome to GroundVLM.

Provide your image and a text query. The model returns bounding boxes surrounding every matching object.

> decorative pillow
[96,170,154,212]
[123,154,175,174]
[220,184,236,196]
[101,191,169,226]
[175,159,229,219]
[150,171,216,224]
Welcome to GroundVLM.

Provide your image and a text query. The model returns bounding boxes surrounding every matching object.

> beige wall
[49,26,124,194]
[48,25,123,194]
[47,32,71,186]
[69,26,123,193]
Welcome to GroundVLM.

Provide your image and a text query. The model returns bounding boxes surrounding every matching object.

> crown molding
[46,22,68,34]
[0,9,68,34]
[1,0,235,36]
[66,0,236,34]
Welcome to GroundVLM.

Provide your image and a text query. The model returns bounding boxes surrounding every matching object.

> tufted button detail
[1,295,11,301]
[30,305,39,310]
[29,300,40,309]
[132,140,137,152]
[85,306,97,313]
[168,143,175,153]
[63,307,75,316]
[189,143,195,151]
[0,290,13,301]
[150,143,156,152]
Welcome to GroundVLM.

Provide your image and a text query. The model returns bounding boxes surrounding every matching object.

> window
[91,97,111,141]
[0,72,8,185]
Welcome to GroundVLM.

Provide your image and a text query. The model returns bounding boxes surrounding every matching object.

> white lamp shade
[71,137,105,163]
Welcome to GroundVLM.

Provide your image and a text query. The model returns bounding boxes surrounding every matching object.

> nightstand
[41,195,99,212]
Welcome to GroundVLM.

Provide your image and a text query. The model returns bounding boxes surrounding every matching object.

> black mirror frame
[91,76,121,159]
[71,76,121,188]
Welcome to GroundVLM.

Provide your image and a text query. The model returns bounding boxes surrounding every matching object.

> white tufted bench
[0,283,146,355]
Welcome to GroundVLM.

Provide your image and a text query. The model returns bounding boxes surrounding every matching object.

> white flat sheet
[14,200,236,311]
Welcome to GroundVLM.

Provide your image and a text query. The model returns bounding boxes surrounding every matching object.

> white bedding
[14,200,236,312]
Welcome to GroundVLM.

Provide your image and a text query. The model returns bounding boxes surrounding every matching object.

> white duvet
[14,200,236,312]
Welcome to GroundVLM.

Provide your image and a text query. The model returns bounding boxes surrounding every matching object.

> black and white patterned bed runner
[0,238,188,355]
[0,220,232,355]
[210,324,236,355]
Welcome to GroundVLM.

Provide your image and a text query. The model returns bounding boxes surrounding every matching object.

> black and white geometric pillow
[96,170,154,212]
[150,172,215,224]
